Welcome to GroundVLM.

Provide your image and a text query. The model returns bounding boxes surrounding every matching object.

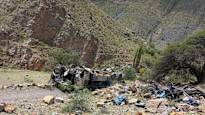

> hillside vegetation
[92,0,205,48]
[152,29,205,84]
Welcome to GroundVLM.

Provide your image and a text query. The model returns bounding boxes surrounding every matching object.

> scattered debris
[135,100,146,108]
[43,95,55,105]
[114,95,126,105]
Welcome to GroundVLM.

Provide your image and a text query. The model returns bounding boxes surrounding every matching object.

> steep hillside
[0,0,134,69]
[92,0,205,48]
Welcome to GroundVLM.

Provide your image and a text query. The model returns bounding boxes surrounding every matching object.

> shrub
[164,69,197,84]
[57,82,74,92]
[48,48,81,69]
[141,54,158,68]
[152,29,205,84]
[123,67,136,81]
[62,90,91,113]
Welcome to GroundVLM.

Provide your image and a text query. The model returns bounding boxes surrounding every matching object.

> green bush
[48,48,81,68]
[152,29,205,84]
[165,69,197,84]
[141,54,158,68]
[62,90,91,113]
[123,67,136,81]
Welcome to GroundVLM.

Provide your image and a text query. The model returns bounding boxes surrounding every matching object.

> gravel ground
[0,87,67,115]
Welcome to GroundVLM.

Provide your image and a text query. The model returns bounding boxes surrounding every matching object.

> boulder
[4,104,16,113]
[43,95,55,104]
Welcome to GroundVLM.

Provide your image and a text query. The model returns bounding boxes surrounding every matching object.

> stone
[37,84,45,88]
[97,100,105,107]
[4,104,16,113]
[0,103,5,112]
[43,95,55,104]
[3,85,8,89]
[127,98,138,104]
[143,93,152,98]
[200,103,205,113]
[105,94,113,100]
[92,91,99,95]
[55,97,64,103]
[0,85,3,90]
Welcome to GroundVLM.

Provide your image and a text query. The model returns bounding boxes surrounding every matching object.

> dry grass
[0,69,50,85]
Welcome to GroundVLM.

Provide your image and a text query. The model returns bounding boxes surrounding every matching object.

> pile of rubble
[92,80,205,114]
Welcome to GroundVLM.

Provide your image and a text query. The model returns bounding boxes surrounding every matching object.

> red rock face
[31,6,99,67]
[55,36,99,67]
[31,6,66,45]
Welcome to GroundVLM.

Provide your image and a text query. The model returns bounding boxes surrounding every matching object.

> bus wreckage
[49,65,123,90]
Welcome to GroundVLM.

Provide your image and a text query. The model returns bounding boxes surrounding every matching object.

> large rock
[55,97,64,103]
[4,104,16,113]
[43,95,55,105]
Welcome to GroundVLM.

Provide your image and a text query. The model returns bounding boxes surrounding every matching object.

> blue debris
[183,96,199,106]
[156,90,166,98]
[114,95,126,105]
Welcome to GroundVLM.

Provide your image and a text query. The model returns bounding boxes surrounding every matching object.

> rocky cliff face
[92,0,205,48]
[0,0,132,69]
